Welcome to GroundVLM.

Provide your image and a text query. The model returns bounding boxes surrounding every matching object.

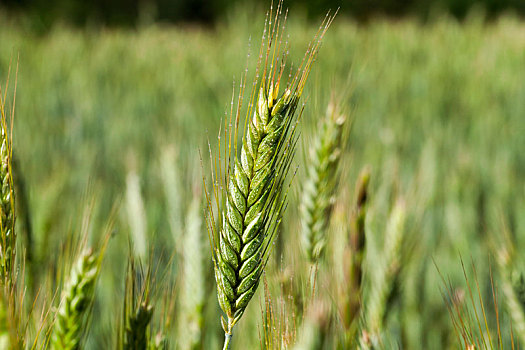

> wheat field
[0,5,524,349]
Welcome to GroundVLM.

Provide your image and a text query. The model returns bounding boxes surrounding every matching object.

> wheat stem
[222,319,233,350]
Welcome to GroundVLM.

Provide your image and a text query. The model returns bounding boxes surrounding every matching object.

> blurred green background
[0,0,524,348]
[1,0,525,29]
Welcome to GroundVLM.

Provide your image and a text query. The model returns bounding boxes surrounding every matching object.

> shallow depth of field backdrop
[0,0,524,349]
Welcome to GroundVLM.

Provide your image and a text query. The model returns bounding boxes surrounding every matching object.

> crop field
[0,5,524,349]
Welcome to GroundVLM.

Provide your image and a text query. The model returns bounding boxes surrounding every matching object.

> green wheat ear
[50,248,102,350]
[359,199,406,349]
[340,167,370,344]
[301,99,348,264]
[0,78,16,286]
[203,2,335,349]
[121,257,154,350]
[0,70,21,350]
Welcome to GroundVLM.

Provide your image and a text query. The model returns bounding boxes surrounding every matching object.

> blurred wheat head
[0,68,16,286]
[300,97,348,264]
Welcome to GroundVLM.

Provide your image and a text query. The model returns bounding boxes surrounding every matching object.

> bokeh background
[1,0,525,28]
[0,0,524,349]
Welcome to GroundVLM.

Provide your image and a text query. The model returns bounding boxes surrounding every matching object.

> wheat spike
[124,301,154,350]
[204,3,335,349]
[0,72,17,350]
[120,255,155,350]
[301,99,347,263]
[51,248,101,350]
[340,168,370,341]
[0,82,16,285]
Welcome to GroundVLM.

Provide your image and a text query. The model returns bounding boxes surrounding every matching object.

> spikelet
[301,99,347,263]
[51,248,101,350]
[204,3,335,348]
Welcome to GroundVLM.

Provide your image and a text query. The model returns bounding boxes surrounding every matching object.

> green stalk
[222,319,233,350]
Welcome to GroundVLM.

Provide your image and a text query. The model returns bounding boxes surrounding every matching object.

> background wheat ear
[300,97,349,265]
[359,199,406,349]
[0,73,17,287]
[50,247,104,350]
[494,226,525,345]
[120,255,154,350]
[177,184,207,350]
[0,67,22,350]
[339,167,370,345]
[204,3,336,349]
